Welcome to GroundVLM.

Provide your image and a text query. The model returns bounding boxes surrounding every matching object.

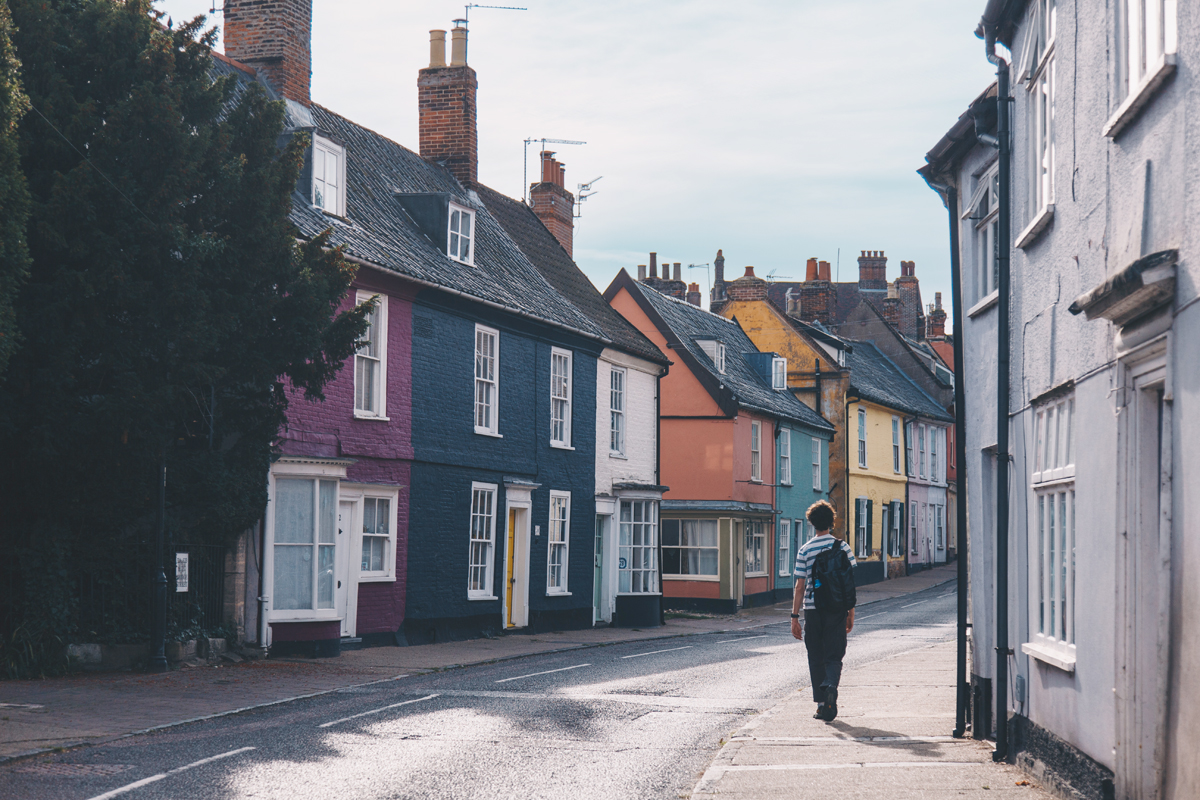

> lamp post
[148,447,169,673]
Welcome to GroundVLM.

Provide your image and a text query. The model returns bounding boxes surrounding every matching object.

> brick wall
[418,65,478,186]
[726,266,768,301]
[224,0,312,105]
[799,282,835,326]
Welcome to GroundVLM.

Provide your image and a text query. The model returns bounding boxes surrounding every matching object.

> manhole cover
[15,763,136,777]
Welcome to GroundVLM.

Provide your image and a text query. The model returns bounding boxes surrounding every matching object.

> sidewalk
[690,640,1047,799]
[0,564,958,764]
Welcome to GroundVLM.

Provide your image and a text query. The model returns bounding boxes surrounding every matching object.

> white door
[336,500,354,637]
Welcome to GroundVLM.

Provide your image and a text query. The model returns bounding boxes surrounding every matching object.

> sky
[155,1,997,319]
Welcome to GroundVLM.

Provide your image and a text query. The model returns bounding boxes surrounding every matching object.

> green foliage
[0,0,367,677]
[0,2,31,376]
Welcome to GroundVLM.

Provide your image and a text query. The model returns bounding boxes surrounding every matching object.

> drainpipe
[985,25,1013,762]
[844,393,859,544]
[925,176,972,739]
[657,369,665,625]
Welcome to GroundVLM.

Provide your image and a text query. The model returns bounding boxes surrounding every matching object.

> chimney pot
[673,263,682,282]
[818,260,831,281]
[806,258,819,282]
[744,266,756,278]
[450,24,468,66]
[935,291,943,309]
[428,30,447,67]
[638,265,646,281]
[687,283,702,306]
[649,252,658,278]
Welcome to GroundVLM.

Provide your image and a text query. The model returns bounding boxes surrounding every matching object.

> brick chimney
[418,21,478,186]
[927,291,947,338]
[687,282,702,306]
[639,252,686,299]
[894,260,923,339]
[857,250,888,291]
[224,0,313,105]
[818,260,832,281]
[882,284,902,329]
[530,151,575,256]
[727,266,768,302]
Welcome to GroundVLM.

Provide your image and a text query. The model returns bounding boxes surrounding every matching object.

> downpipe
[985,27,1014,763]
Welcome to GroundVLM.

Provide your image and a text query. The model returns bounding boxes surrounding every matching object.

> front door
[594,516,604,623]
[506,508,518,627]
[336,500,354,637]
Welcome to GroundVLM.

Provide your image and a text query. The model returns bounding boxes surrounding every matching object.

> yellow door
[506,508,517,627]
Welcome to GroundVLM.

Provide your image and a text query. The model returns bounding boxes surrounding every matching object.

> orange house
[605,270,834,612]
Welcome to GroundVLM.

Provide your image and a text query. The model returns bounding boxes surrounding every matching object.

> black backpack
[811,544,856,614]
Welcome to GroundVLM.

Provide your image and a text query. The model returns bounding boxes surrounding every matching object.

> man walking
[791,500,856,721]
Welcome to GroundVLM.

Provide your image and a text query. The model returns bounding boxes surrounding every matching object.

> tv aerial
[462,4,527,61]
[523,138,586,203]
[575,176,602,219]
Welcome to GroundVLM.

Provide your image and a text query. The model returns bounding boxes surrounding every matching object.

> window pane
[273,545,312,610]
[275,479,314,544]
[450,209,460,233]
[460,211,471,238]
[319,481,337,544]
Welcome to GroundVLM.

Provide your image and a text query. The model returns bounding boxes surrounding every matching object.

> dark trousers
[804,608,848,704]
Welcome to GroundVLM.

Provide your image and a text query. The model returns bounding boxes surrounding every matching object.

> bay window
[620,500,659,592]
[273,478,337,612]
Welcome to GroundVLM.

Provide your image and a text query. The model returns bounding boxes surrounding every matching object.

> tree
[0,0,366,677]
[0,2,30,376]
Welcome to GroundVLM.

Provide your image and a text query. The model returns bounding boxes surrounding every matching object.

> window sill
[357,574,397,583]
[468,594,499,602]
[777,572,792,580]
[968,291,1000,318]
[745,572,769,578]
[608,452,628,460]
[354,412,390,422]
[779,481,793,488]
[1015,204,1055,250]
[545,591,572,597]
[1103,54,1177,139]
[617,591,663,597]
[1022,640,1076,673]
[663,574,719,582]
[475,429,503,438]
[749,478,763,484]
[550,442,575,451]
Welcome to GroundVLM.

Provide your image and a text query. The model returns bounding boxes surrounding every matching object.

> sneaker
[813,703,831,721]
[824,703,838,721]
[824,686,838,708]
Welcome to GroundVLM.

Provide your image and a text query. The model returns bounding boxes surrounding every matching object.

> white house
[920,2,1198,798]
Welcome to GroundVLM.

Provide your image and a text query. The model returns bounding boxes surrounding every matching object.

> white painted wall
[595,349,660,494]
[954,2,1199,793]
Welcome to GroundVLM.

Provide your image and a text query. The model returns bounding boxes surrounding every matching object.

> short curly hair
[806,500,836,533]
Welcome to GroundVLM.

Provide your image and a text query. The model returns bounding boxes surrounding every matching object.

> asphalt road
[2,583,958,800]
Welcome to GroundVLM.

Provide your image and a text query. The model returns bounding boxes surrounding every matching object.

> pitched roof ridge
[637,281,737,324]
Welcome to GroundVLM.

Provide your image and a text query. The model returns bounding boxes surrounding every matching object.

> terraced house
[606,269,834,612]
[218,0,660,654]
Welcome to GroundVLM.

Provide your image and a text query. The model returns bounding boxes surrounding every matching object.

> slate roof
[846,340,953,422]
[213,58,603,340]
[626,281,834,433]
[473,184,667,366]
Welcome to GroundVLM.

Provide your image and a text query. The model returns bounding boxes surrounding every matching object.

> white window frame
[1018,2,1056,246]
[467,482,498,599]
[931,427,940,483]
[745,519,767,576]
[968,166,1001,301]
[906,422,915,476]
[779,428,792,486]
[698,339,727,374]
[935,504,946,551]
[609,367,625,455]
[546,491,571,594]
[353,291,387,419]
[1027,393,1076,663]
[1032,396,1076,483]
[891,416,902,473]
[619,500,660,593]
[447,202,475,266]
[918,424,927,479]
[889,500,905,558]
[312,135,346,217]
[474,324,500,436]
[270,476,340,616]
[550,347,573,448]
[772,357,787,390]
[750,420,762,482]
[1105,0,1177,137]
[855,497,868,559]
[811,437,822,491]
[857,408,867,469]
[778,518,792,578]
[356,493,398,580]
[910,500,920,556]
[661,518,718,580]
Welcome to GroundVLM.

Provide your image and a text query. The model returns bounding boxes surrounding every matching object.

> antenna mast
[463,4,527,62]
[523,138,586,204]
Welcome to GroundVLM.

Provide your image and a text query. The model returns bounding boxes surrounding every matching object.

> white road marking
[85,747,255,800]
[716,635,768,642]
[730,735,959,745]
[494,663,591,683]
[854,614,881,620]
[319,694,439,728]
[901,600,928,608]
[621,646,693,659]
[0,703,43,709]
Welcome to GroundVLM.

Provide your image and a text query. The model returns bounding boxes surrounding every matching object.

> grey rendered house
[920,2,1199,798]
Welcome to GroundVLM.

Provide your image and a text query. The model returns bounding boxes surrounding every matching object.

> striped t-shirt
[793,534,857,610]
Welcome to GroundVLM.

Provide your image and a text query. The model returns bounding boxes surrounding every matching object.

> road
[2,583,958,800]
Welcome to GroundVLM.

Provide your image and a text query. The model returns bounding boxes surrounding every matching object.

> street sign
[175,552,189,592]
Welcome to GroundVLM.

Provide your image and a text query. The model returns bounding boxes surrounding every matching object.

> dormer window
[772,357,787,390]
[312,136,345,217]
[448,203,474,265]
[698,339,726,374]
